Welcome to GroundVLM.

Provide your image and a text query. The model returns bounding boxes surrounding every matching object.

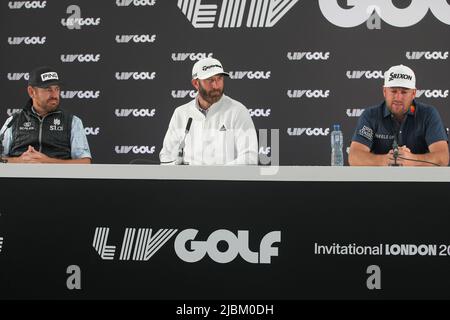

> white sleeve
[227,108,258,165]
[159,110,182,165]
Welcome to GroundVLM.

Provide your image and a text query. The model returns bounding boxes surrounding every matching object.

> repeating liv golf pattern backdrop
[1,1,449,164]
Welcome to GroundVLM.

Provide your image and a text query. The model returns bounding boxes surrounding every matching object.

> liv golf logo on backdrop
[318,0,450,27]
[115,72,156,80]
[61,54,101,63]
[177,0,299,28]
[8,36,46,45]
[8,1,47,9]
[7,73,29,81]
[116,34,156,43]
[116,0,156,6]
[179,1,450,29]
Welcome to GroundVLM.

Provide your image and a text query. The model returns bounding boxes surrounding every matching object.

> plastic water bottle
[331,124,344,166]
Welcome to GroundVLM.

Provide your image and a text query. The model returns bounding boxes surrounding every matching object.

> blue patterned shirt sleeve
[71,115,92,159]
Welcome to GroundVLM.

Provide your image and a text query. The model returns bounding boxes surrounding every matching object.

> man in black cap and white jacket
[0,66,91,163]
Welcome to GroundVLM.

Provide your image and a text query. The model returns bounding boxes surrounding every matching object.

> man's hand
[6,145,91,164]
[386,146,415,166]
[349,140,449,167]
[393,146,413,166]
[349,141,393,166]
[17,146,53,163]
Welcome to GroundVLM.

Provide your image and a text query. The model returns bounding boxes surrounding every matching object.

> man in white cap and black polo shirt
[160,57,258,165]
[349,64,448,166]
[0,66,91,163]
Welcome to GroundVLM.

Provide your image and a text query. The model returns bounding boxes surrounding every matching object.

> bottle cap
[333,124,340,131]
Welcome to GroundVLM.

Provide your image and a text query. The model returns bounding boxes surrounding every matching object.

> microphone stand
[389,115,401,167]
[176,142,188,165]
[391,139,400,166]
[0,133,6,163]
[176,118,192,165]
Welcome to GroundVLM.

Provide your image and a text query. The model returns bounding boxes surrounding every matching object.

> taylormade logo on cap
[384,64,416,89]
[41,72,59,82]
[202,64,222,72]
[192,57,229,80]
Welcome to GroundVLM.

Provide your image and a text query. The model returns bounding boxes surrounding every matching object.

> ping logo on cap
[41,72,59,82]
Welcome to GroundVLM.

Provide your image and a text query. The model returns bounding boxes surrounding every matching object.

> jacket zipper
[30,110,62,153]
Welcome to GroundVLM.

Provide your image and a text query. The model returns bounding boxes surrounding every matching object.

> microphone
[0,112,20,163]
[389,114,400,166]
[176,117,192,165]
[391,139,400,166]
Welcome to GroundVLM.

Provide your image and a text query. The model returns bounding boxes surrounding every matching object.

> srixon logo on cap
[388,72,412,82]
[41,72,58,82]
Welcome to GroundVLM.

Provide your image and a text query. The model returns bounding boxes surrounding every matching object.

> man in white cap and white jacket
[349,64,448,166]
[160,57,258,165]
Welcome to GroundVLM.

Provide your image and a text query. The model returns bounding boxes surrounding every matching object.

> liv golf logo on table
[0,211,3,253]
[93,227,281,264]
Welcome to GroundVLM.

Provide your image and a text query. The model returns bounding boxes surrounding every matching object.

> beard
[387,99,411,116]
[44,98,60,110]
[198,83,224,106]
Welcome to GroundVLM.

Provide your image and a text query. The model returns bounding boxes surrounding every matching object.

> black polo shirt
[351,100,447,154]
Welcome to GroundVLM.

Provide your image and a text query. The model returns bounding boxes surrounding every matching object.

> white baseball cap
[192,57,229,80]
[384,64,416,89]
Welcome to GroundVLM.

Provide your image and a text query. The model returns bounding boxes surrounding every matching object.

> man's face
[383,86,416,117]
[195,75,224,105]
[28,85,60,114]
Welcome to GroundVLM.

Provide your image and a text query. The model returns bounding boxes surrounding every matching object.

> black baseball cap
[28,66,63,88]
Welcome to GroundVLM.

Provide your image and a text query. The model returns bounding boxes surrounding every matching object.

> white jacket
[160,94,258,165]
